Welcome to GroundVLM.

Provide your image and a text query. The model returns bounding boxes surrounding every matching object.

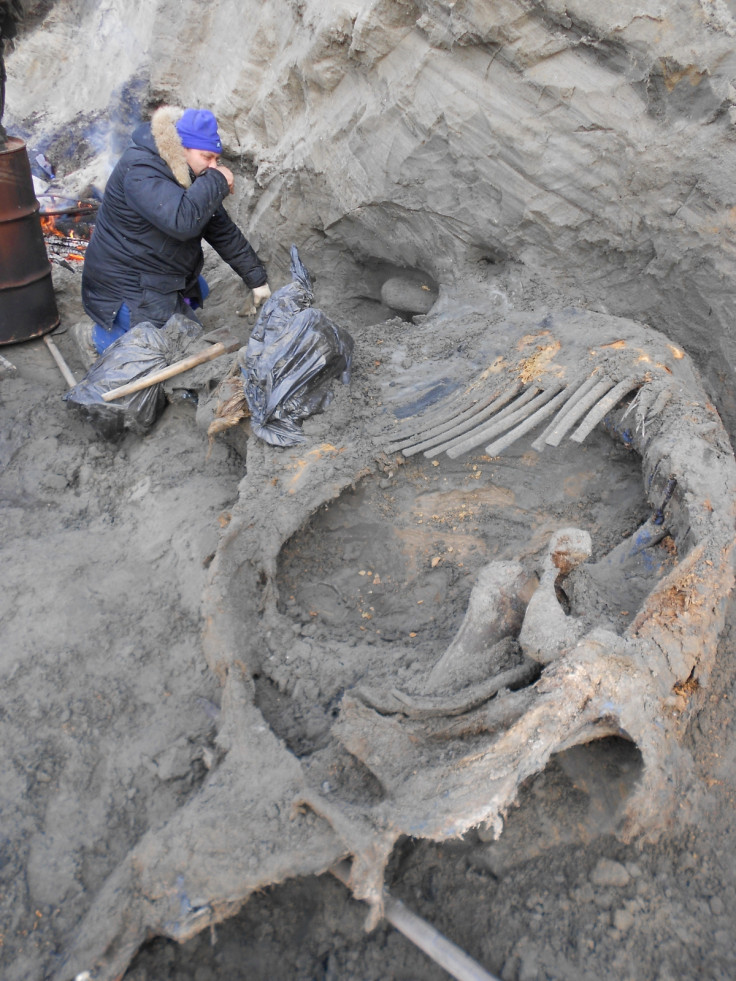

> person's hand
[215,163,234,194]
[237,283,271,317]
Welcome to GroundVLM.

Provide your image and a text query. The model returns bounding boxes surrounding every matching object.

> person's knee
[92,303,132,354]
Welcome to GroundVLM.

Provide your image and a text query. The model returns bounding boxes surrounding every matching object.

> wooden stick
[330,861,500,981]
[383,893,500,981]
[102,339,238,402]
[0,352,17,376]
[44,334,77,387]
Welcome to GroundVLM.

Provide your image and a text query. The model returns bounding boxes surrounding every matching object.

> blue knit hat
[176,109,222,153]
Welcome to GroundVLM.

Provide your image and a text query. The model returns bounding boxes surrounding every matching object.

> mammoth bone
[57,307,736,981]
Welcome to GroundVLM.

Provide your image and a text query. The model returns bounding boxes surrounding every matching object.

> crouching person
[77,106,271,361]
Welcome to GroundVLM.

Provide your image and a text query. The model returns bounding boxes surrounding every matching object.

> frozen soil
[2,260,736,981]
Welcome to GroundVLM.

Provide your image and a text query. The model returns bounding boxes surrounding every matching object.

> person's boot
[72,319,98,369]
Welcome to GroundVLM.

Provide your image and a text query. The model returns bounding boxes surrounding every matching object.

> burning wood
[40,207,96,263]
[43,232,88,262]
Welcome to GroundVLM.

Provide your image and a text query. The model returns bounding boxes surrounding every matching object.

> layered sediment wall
[8,0,736,432]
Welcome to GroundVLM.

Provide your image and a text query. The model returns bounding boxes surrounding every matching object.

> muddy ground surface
[2,257,736,981]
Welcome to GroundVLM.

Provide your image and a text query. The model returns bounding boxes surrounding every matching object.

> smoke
[7,74,149,198]
[82,76,148,189]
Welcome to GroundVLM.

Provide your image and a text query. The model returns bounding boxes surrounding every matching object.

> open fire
[39,197,97,263]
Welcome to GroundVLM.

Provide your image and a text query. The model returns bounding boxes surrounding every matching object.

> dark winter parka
[81,105,267,330]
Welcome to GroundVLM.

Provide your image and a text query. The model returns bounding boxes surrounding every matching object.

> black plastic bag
[63,314,202,439]
[249,242,314,334]
[241,245,354,446]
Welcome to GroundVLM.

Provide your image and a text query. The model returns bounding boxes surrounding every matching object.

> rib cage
[386,369,644,460]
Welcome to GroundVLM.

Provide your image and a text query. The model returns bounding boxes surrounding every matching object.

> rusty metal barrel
[0,137,59,344]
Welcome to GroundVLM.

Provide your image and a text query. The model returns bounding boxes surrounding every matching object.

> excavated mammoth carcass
[57,307,736,981]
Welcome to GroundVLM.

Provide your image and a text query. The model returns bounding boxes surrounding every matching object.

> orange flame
[40,214,64,237]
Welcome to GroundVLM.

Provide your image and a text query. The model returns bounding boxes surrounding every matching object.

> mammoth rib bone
[393,381,523,455]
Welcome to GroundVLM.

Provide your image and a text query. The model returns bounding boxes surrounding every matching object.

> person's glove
[238,283,272,317]
[252,283,272,307]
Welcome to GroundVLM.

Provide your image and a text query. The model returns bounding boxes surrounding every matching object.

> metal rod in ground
[330,862,500,981]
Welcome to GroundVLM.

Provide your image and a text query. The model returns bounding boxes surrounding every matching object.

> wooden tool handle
[102,342,229,402]
[44,335,77,388]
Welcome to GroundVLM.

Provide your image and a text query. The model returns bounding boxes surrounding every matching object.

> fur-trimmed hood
[150,105,191,188]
